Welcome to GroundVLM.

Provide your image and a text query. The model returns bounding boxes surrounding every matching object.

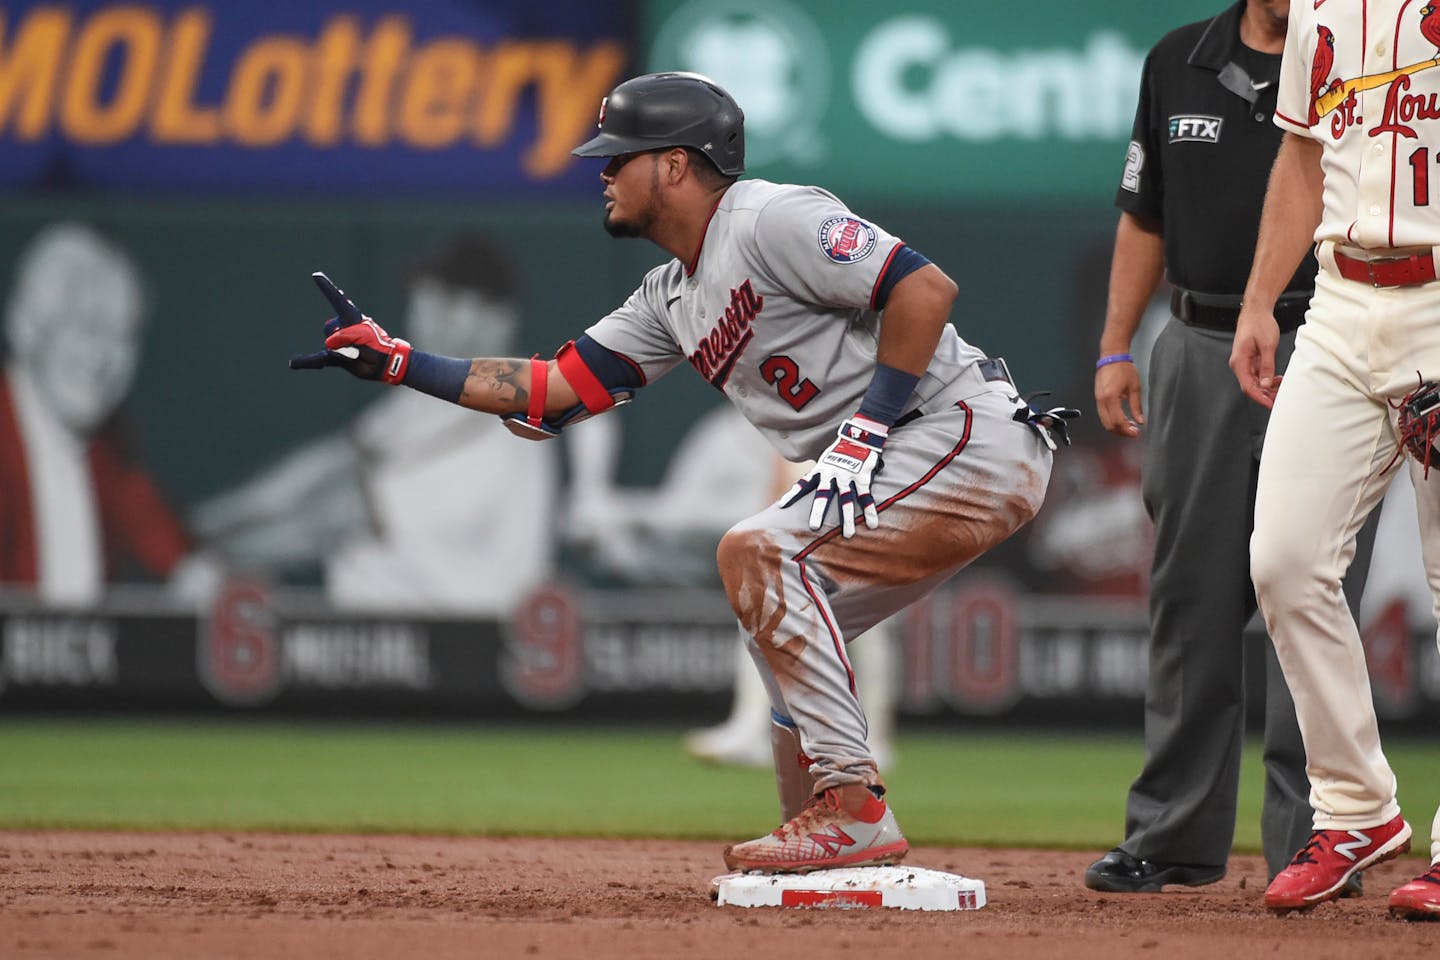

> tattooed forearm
[463,358,528,411]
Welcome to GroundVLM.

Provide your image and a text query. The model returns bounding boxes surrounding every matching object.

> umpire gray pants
[1119,316,1377,878]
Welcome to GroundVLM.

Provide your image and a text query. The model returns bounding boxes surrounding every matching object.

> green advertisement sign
[643,0,1225,204]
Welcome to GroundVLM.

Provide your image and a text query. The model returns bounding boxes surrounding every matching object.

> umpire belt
[1170,288,1308,335]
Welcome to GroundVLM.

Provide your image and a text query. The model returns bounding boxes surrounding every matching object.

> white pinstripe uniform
[1260,0,1440,860]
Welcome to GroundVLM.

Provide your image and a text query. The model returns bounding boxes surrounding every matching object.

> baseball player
[1086,0,1376,898]
[1233,2,1440,915]
[291,72,1073,874]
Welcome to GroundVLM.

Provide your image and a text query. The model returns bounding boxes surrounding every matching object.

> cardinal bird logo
[1310,25,1336,124]
[1310,11,1440,127]
[1423,5,1440,53]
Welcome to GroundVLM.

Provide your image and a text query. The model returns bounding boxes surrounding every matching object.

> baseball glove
[1391,374,1440,478]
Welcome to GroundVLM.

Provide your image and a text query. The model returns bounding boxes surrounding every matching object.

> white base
[713,866,986,911]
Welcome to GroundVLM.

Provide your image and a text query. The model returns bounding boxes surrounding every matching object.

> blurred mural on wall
[190,233,560,617]
[0,222,198,603]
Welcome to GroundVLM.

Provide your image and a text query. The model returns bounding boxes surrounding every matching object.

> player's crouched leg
[715,520,791,646]
[715,516,911,873]
[715,516,872,767]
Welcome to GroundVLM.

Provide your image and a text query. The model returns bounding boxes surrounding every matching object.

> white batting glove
[782,416,886,538]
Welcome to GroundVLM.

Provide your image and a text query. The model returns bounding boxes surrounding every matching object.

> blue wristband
[857,363,921,427]
[402,350,471,402]
[1095,353,1134,370]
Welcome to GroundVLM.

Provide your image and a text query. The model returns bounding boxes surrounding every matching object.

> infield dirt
[2,831,1438,959]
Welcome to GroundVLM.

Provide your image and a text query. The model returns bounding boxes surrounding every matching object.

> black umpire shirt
[1118,0,1317,305]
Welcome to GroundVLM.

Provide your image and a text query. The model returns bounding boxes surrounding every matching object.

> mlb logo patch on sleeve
[1169,115,1222,143]
[818,216,877,263]
[1121,141,1144,193]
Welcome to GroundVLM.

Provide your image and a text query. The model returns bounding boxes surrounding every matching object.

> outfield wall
[2,580,1436,732]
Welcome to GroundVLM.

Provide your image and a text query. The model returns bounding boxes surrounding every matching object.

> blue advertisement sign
[0,1,630,194]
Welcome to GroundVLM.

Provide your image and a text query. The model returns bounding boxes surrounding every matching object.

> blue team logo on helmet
[818,216,877,264]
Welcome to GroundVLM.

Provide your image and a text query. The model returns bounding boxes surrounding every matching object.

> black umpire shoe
[1084,849,1226,893]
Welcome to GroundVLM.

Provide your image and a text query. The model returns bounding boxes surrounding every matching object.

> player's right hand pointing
[289,272,412,384]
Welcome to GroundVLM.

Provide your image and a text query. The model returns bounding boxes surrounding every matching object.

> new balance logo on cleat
[722,785,909,875]
[1264,815,1411,912]
[1333,831,1375,862]
[808,825,857,857]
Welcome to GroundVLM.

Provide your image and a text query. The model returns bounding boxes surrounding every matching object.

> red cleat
[722,785,908,874]
[1264,814,1411,911]
[1389,862,1440,920]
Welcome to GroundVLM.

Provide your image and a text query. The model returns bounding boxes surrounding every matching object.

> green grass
[0,718,1434,853]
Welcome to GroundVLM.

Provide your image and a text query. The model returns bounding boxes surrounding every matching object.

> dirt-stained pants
[717,381,1052,793]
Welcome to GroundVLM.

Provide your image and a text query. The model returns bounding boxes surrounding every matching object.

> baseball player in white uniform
[1233,0,1440,916]
[291,72,1073,874]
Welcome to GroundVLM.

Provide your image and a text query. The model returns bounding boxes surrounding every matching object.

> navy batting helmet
[572,72,745,176]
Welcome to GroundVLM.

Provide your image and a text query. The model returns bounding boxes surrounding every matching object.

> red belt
[1333,248,1437,287]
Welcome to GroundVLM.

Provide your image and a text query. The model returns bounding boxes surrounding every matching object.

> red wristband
[380,338,412,385]
[527,356,548,427]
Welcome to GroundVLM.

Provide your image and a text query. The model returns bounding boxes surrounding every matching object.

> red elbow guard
[555,340,618,414]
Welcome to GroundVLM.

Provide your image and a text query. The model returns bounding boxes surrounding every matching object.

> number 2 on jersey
[760,355,820,411]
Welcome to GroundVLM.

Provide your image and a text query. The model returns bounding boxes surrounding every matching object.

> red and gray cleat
[1389,862,1440,920]
[722,785,909,874]
[1263,814,1411,912]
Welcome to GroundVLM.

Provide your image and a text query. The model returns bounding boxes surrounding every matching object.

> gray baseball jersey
[583,178,1054,800]
[585,179,988,462]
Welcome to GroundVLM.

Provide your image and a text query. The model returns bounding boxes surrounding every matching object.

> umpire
[1084,0,1376,893]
